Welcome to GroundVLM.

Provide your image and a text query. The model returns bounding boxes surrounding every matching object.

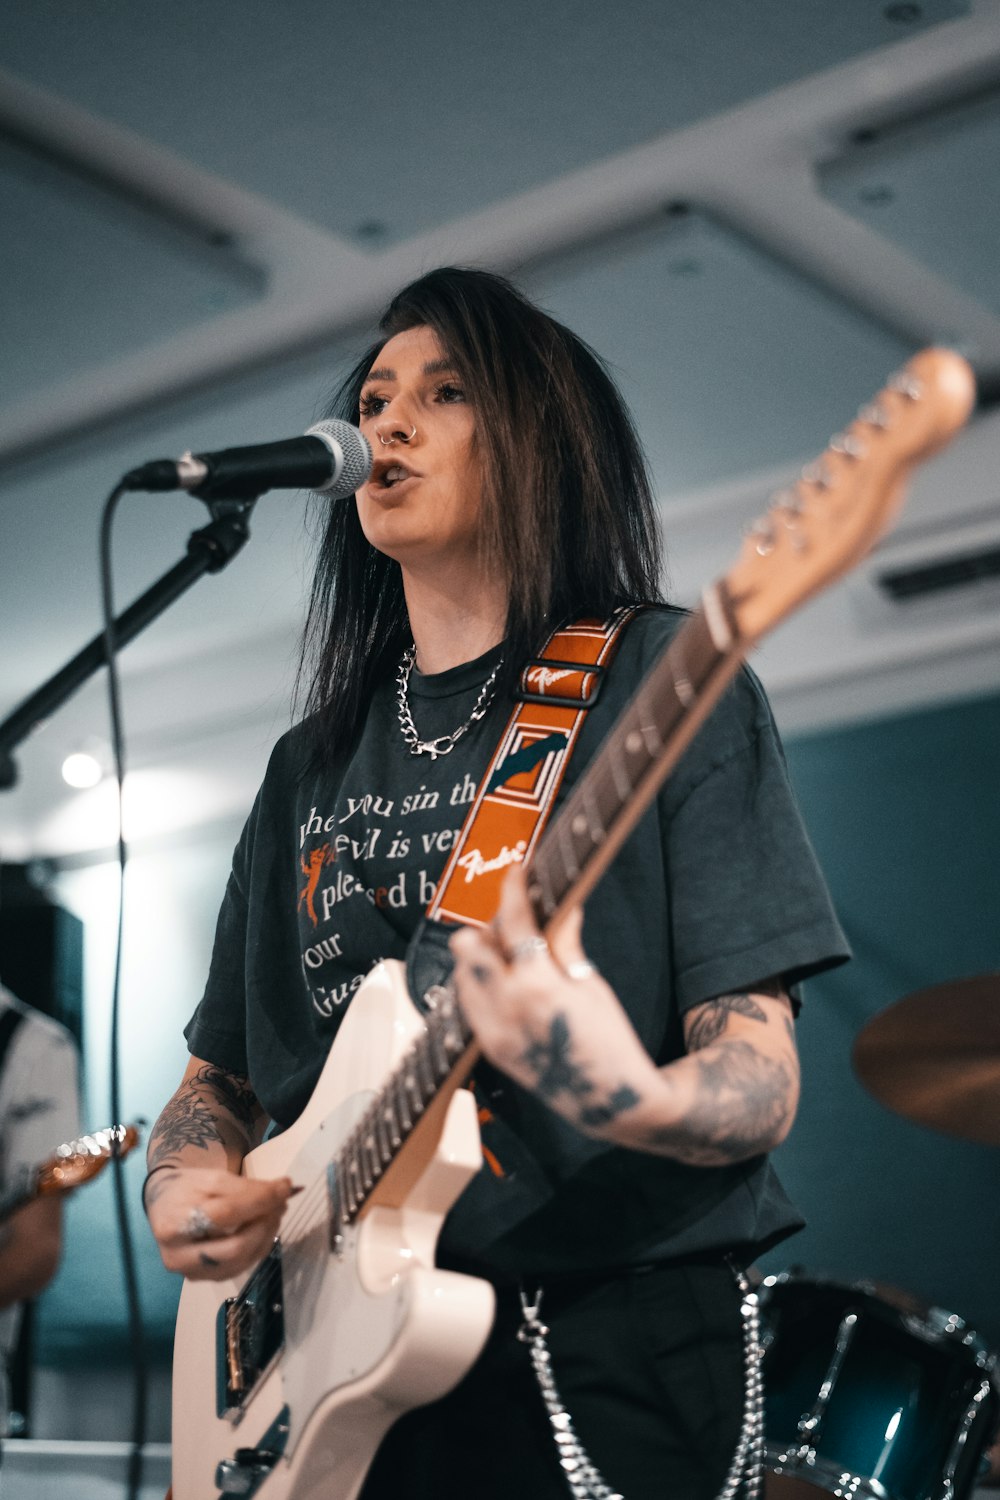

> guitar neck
[528,591,745,928]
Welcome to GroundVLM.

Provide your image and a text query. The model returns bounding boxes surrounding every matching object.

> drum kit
[759,975,1000,1500]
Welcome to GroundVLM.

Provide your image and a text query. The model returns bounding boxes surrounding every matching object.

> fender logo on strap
[455,841,527,884]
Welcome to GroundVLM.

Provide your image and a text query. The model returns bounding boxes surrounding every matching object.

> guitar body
[171,959,495,1500]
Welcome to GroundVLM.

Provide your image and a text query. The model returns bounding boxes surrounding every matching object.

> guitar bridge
[217,1243,285,1418]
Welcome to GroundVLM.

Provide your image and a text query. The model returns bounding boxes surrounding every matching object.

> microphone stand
[0,499,255,790]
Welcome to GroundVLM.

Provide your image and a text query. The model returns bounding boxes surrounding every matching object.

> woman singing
[145,266,848,1500]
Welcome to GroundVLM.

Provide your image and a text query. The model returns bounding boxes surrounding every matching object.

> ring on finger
[186,1206,217,1242]
[508,935,550,965]
[565,959,597,981]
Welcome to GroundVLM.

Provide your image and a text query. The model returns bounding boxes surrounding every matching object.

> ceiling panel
[0,134,262,406]
[527,211,911,494]
[0,0,968,244]
[820,87,1000,328]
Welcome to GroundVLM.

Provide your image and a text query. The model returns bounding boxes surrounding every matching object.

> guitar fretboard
[528,594,741,924]
[331,990,474,1235]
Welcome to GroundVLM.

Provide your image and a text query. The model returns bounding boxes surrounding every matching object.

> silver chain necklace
[395,644,502,759]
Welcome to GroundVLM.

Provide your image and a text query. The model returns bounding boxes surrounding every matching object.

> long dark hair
[299,266,665,756]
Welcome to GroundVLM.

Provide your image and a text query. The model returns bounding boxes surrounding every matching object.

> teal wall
[763,687,1000,1346]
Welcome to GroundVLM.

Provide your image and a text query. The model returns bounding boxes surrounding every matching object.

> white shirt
[0,986,80,1433]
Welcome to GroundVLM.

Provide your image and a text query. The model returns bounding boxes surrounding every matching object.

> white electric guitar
[171,350,976,1500]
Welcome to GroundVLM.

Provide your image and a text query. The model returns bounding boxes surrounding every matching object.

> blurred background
[1,0,999,1479]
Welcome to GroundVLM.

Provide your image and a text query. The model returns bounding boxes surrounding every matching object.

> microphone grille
[306,419,373,499]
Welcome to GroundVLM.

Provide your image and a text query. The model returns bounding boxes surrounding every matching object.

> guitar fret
[557,817,581,881]
[371,1106,387,1166]
[534,876,557,918]
[429,1021,450,1079]
[405,1067,424,1115]
[395,1072,413,1134]
[351,1150,365,1203]
[344,1156,360,1216]
[441,999,465,1056]
[608,734,634,801]
[327,1162,345,1250]
[414,1040,435,1099]
[581,785,606,843]
[636,711,663,758]
[361,1131,378,1187]
[525,607,729,920]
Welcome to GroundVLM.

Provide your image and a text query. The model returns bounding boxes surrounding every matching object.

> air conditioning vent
[877,543,1000,602]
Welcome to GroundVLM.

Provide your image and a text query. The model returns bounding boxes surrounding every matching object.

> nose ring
[376,424,417,448]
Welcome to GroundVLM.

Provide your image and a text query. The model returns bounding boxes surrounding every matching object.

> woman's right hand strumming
[145,1164,295,1282]
[144,1054,293,1282]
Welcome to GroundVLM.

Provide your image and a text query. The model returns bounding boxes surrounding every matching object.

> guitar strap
[406,607,641,1197]
[424,605,642,930]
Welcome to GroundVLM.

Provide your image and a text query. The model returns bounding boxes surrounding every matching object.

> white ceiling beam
[1,8,999,465]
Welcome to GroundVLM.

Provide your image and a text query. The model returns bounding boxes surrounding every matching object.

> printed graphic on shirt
[296,761,483,1018]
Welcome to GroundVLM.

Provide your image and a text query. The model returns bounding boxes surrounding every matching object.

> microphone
[122,419,373,501]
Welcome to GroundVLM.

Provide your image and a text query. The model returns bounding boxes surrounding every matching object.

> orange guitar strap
[425,607,641,930]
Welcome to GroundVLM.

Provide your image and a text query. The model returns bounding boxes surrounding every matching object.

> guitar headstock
[34,1122,141,1198]
[721,348,976,644]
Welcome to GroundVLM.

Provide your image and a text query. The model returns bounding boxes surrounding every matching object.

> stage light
[61,750,104,789]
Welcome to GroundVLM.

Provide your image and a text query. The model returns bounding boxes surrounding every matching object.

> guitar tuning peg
[830,431,867,459]
[801,460,832,489]
[771,487,803,514]
[888,371,923,400]
[858,402,889,428]
[747,518,776,555]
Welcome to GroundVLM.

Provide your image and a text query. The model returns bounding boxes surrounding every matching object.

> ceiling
[2,0,1000,858]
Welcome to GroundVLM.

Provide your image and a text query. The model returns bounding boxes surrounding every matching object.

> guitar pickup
[216,1244,285,1418]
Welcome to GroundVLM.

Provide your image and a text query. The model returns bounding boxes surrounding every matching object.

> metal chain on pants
[716,1268,766,1500]
[517,1266,765,1500]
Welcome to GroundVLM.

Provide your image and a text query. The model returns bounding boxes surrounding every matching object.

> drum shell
[759,1276,999,1500]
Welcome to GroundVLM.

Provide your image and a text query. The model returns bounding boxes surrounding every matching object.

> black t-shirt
[186,606,849,1273]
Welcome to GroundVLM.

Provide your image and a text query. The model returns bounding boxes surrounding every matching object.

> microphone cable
[99,481,149,1500]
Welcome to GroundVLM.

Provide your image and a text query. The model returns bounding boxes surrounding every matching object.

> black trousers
[359,1260,745,1500]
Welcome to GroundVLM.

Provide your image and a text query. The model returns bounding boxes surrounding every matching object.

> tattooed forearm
[641,1041,794,1165]
[518,1014,640,1130]
[147,1064,263,1170]
[685,993,768,1051]
[512,989,797,1161]
[148,1094,228,1166]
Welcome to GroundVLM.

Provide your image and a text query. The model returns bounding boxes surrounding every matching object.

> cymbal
[852,974,1000,1146]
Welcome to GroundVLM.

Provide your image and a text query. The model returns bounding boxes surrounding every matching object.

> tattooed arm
[450,869,800,1168]
[145,1056,294,1282]
[146,1055,268,1180]
[646,983,799,1164]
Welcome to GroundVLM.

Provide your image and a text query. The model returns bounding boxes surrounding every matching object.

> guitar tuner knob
[800,460,831,489]
[887,372,923,399]
[830,432,866,459]
[215,1448,280,1495]
[215,1459,256,1495]
[858,402,889,429]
